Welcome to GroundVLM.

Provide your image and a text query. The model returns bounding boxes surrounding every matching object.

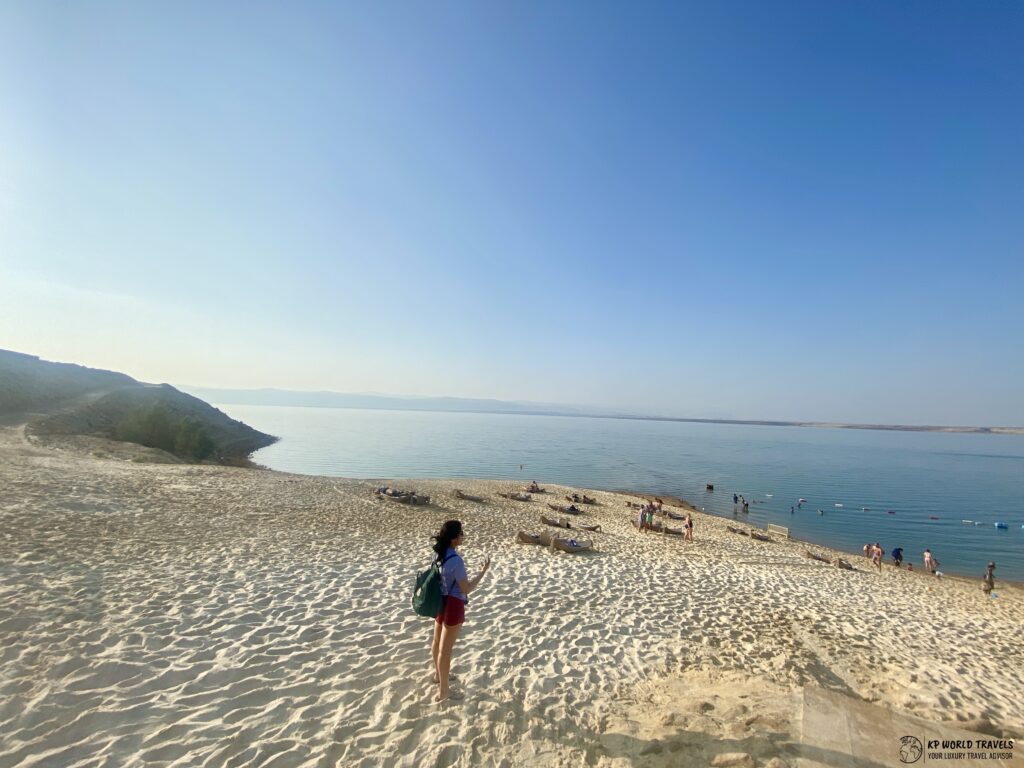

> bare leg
[431,619,443,682]
[436,623,463,702]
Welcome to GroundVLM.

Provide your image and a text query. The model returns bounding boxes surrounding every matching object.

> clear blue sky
[1,2,1021,424]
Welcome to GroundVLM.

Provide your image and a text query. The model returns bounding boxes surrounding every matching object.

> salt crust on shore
[1,425,1021,767]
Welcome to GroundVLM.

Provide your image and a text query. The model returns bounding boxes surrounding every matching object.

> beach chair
[499,492,532,502]
[517,530,552,546]
[547,503,582,515]
[551,537,593,554]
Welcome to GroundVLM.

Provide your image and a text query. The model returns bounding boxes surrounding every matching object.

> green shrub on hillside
[114,404,216,461]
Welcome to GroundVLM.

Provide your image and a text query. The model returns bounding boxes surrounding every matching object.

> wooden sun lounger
[453,489,485,503]
[666,510,686,520]
[517,530,553,546]
[726,525,749,536]
[551,537,593,554]
[547,503,582,515]
[663,526,683,536]
[630,518,663,532]
[750,531,771,542]
[375,491,430,505]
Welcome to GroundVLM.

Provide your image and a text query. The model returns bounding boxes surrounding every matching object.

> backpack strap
[436,551,457,596]
[434,551,456,569]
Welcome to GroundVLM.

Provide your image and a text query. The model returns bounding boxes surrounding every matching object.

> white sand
[1,425,1021,767]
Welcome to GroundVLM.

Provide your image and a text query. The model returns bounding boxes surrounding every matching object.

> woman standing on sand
[431,520,490,703]
[982,562,996,596]
[871,543,883,571]
[684,513,694,542]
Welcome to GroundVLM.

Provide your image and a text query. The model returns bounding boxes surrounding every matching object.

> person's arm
[456,557,491,595]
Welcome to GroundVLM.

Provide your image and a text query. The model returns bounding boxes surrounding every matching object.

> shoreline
[616,488,1023,589]
[3,425,1023,766]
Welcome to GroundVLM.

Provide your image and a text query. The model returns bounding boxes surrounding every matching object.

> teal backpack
[412,552,455,618]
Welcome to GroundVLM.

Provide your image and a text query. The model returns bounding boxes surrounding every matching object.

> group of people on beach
[634,498,694,541]
[728,488,1000,592]
[862,542,941,574]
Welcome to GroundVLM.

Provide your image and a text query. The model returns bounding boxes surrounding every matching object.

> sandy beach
[1,424,1021,768]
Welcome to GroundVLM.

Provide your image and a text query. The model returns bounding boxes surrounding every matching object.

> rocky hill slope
[0,350,276,462]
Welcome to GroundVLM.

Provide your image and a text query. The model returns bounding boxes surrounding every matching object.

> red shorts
[435,596,466,626]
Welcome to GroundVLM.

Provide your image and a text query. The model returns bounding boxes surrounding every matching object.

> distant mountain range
[181,387,617,418]
[183,386,1024,435]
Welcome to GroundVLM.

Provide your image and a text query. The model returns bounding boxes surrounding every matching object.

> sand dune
[1,425,1021,767]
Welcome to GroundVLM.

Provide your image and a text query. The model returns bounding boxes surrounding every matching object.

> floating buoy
[928,516,940,520]
[835,503,844,508]
[995,522,1009,530]
[862,507,870,511]
[962,520,973,524]
[887,510,896,515]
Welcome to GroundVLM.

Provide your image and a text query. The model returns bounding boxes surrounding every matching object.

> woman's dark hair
[433,520,463,558]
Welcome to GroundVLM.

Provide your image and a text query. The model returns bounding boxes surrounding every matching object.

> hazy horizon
[186,383,1023,429]
[2,3,1022,425]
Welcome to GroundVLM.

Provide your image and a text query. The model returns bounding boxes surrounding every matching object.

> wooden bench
[767,524,790,539]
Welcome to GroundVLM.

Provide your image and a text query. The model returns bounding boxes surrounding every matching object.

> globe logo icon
[899,736,923,764]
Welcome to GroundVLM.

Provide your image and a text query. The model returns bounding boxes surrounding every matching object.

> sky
[1,2,1022,425]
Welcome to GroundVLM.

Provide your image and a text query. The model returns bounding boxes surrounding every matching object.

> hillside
[0,349,137,417]
[0,350,277,462]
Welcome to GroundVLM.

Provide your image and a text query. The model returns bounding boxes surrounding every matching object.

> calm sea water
[219,405,1024,581]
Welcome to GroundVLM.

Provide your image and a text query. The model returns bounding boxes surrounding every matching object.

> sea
[216,404,1024,582]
